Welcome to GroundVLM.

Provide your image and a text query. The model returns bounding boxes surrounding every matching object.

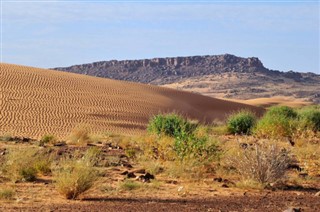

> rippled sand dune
[0,63,264,138]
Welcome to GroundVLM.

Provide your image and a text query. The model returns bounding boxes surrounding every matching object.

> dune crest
[0,63,263,138]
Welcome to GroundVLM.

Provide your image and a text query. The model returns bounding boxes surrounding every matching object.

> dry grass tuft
[67,124,91,146]
[52,148,100,199]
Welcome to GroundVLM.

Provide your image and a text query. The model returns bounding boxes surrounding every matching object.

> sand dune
[0,63,264,138]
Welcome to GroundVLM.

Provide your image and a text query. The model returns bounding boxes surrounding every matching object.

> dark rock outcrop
[53,54,269,84]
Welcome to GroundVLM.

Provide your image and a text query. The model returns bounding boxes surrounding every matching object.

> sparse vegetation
[120,180,141,191]
[228,143,291,185]
[0,188,15,200]
[68,124,91,145]
[227,110,257,135]
[147,113,198,139]
[40,134,57,146]
[297,106,320,132]
[254,106,298,138]
[3,147,39,182]
[52,148,100,199]
[0,132,13,142]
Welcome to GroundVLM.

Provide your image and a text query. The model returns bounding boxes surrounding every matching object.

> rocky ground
[0,139,319,212]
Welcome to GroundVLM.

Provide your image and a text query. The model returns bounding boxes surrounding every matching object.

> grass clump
[40,134,57,146]
[68,124,91,145]
[0,132,13,142]
[254,106,297,138]
[0,188,15,200]
[227,110,257,135]
[119,180,141,191]
[53,148,100,199]
[3,148,39,182]
[228,143,291,186]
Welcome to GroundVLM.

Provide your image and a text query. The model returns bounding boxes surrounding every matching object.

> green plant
[119,180,141,191]
[266,106,297,119]
[147,113,220,162]
[227,110,257,135]
[298,107,320,132]
[254,106,298,138]
[228,143,291,185]
[52,148,100,199]
[147,113,198,139]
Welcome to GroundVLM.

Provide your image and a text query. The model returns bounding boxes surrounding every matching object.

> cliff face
[53,54,269,84]
[53,54,320,103]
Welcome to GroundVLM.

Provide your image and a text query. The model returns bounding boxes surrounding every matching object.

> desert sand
[222,97,313,108]
[0,63,263,138]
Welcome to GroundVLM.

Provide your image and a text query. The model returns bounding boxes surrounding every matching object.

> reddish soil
[1,191,319,212]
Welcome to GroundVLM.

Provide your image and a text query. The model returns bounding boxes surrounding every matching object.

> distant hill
[53,54,320,104]
[0,63,263,138]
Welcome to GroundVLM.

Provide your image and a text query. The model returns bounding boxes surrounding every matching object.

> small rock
[315,191,320,196]
[137,172,155,183]
[221,183,229,188]
[126,172,136,178]
[283,207,301,212]
[120,171,128,175]
[213,177,222,183]
[165,180,178,184]
[87,143,97,146]
[53,142,66,147]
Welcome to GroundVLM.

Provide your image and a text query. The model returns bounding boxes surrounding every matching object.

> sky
[1,0,319,74]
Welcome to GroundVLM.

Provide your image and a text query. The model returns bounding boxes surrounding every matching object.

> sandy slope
[220,97,313,108]
[0,63,263,138]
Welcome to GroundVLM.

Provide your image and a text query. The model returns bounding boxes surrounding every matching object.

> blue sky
[1,0,319,73]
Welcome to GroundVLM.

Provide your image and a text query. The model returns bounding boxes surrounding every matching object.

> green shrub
[254,106,297,138]
[147,114,220,162]
[53,148,100,199]
[298,107,320,132]
[266,106,297,119]
[147,114,198,139]
[227,111,257,135]
[174,135,220,162]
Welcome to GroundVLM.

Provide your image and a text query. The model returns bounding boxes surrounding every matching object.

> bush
[298,107,320,132]
[174,135,220,162]
[266,106,297,119]
[254,106,297,138]
[227,111,257,135]
[53,148,100,199]
[147,114,220,162]
[228,143,291,185]
[147,114,198,139]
